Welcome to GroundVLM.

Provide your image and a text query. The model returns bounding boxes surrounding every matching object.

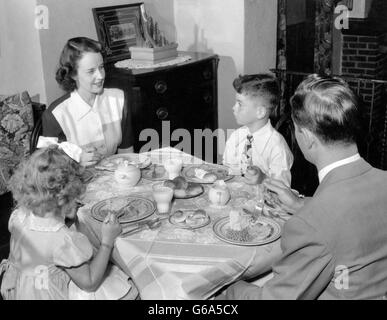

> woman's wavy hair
[8,145,85,217]
[290,74,362,145]
[55,37,103,92]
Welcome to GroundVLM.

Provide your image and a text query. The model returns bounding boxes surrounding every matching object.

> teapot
[208,180,231,207]
[114,161,141,187]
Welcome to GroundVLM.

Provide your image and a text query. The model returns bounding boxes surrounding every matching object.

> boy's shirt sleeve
[222,130,243,175]
[268,142,294,187]
[222,130,236,166]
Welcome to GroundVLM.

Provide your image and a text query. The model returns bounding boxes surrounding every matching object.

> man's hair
[233,74,280,114]
[56,37,103,92]
[9,145,85,217]
[290,74,361,145]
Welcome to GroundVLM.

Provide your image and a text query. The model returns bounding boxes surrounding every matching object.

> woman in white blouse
[42,37,134,166]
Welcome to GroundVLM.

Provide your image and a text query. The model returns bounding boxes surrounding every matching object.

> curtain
[314,0,340,75]
[276,0,287,117]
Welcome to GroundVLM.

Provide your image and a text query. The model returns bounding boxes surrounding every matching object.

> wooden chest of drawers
[105,52,219,162]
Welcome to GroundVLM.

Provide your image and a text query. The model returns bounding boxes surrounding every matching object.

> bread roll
[152,165,166,178]
[186,210,207,226]
[163,180,176,189]
[186,183,202,196]
[173,210,187,223]
[174,189,187,198]
[193,209,206,219]
[202,173,217,183]
[173,176,188,190]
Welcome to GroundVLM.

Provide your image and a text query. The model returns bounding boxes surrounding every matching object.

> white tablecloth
[78,148,288,300]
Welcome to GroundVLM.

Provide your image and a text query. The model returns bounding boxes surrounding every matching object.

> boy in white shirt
[223,74,293,187]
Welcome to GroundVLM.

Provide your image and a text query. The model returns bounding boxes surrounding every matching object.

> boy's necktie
[241,134,254,174]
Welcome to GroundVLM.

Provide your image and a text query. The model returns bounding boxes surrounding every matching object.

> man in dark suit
[225,74,387,300]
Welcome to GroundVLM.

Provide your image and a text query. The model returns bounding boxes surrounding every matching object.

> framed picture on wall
[92,3,145,63]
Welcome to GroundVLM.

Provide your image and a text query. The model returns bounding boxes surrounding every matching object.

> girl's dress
[0,208,134,300]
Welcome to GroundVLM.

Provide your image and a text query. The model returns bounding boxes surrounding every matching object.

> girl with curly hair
[42,37,134,167]
[0,146,135,299]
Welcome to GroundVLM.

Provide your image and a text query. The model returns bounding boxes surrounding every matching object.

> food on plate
[226,228,253,242]
[174,189,187,198]
[163,177,202,198]
[151,165,166,179]
[194,168,218,183]
[185,210,208,227]
[163,179,176,189]
[229,208,250,231]
[186,183,203,196]
[173,210,188,223]
[202,173,217,183]
[172,209,208,227]
[173,176,188,190]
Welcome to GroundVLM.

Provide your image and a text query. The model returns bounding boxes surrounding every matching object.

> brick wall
[341,22,387,169]
[342,34,387,79]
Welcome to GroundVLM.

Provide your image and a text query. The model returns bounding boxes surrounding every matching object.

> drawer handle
[203,69,212,80]
[156,107,169,120]
[203,93,212,103]
[154,81,168,94]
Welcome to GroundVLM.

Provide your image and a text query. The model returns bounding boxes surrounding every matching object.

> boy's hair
[290,74,361,145]
[9,145,85,217]
[232,73,280,114]
[56,37,103,92]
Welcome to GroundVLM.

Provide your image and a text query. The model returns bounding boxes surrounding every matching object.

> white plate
[169,209,210,229]
[91,195,155,224]
[182,164,233,184]
[213,216,281,246]
[96,153,151,171]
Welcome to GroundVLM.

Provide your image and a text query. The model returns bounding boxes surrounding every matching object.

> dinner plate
[141,164,168,181]
[182,164,233,184]
[91,195,156,224]
[173,183,205,199]
[169,209,211,229]
[96,153,151,171]
[212,216,281,246]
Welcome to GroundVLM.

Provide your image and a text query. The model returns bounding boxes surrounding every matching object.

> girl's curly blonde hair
[9,145,85,216]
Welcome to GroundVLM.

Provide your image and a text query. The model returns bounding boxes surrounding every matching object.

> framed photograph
[93,3,144,63]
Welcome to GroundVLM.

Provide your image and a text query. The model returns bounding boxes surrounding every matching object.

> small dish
[169,209,210,229]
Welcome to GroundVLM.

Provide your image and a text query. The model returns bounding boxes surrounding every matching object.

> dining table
[77,147,291,300]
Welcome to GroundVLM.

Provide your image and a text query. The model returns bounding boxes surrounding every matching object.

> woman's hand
[80,146,102,167]
[263,179,305,214]
[101,212,122,246]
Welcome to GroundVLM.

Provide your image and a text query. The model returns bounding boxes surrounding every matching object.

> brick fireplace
[340,20,387,169]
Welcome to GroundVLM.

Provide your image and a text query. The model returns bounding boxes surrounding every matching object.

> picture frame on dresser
[92,3,144,63]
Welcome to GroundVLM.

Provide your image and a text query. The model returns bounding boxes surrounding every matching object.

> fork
[120,217,166,237]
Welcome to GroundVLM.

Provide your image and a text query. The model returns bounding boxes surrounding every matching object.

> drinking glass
[152,183,174,215]
[163,159,183,179]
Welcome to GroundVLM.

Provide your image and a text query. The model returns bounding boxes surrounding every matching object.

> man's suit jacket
[235,158,387,299]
